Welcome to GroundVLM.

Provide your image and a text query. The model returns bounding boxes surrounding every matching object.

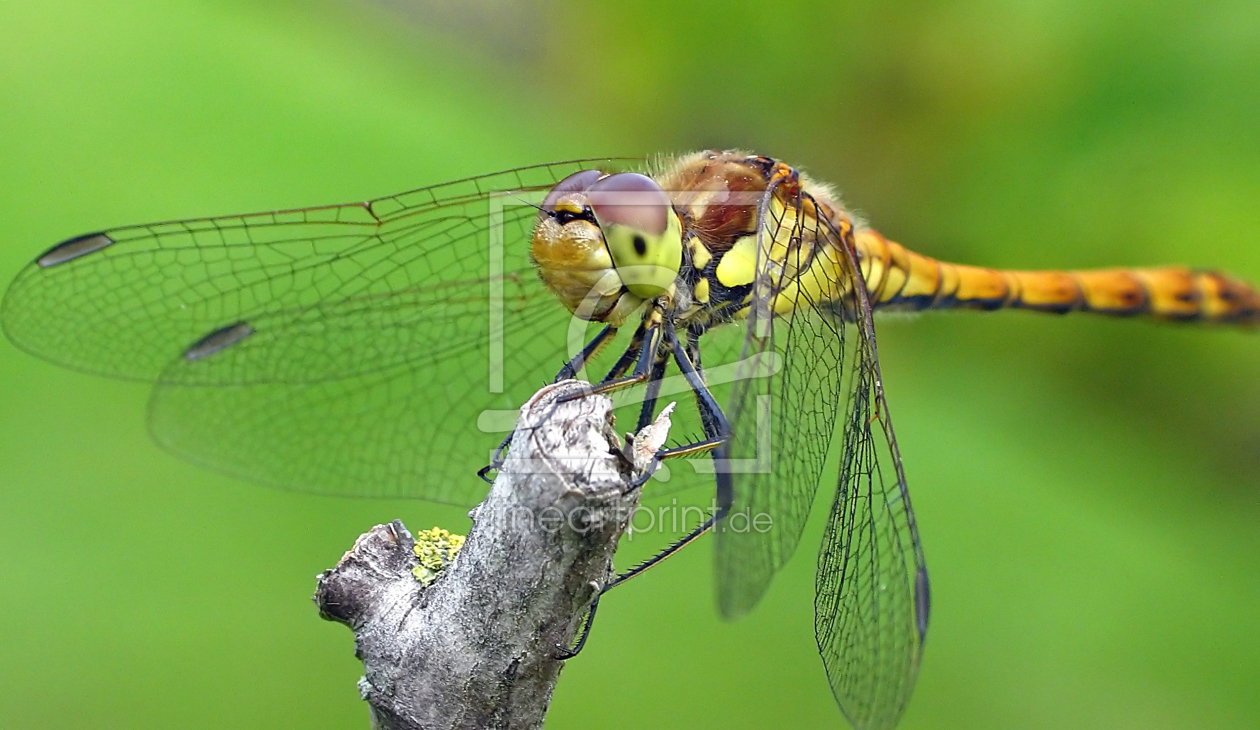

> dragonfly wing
[1,159,633,384]
[714,189,847,618]
[712,184,929,728]
[146,294,571,504]
[812,326,929,729]
[814,222,929,729]
[3,159,642,502]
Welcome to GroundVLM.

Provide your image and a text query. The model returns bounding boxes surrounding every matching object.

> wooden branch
[313,381,669,730]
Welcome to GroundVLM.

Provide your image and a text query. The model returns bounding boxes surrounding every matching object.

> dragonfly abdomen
[856,230,1260,325]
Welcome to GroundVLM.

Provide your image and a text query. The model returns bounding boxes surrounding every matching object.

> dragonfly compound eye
[541,169,602,219]
[532,169,626,323]
[586,173,683,299]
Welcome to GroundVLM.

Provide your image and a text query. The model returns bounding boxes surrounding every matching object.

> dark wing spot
[37,232,115,267]
[633,235,647,256]
[914,566,931,642]
[184,321,254,361]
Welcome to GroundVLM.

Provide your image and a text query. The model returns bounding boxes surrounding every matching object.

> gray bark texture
[313,380,669,730]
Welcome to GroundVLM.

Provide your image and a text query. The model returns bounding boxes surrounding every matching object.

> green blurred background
[1,1,1257,727]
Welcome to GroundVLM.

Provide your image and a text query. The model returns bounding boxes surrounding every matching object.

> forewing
[1,159,629,384]
[714,188,847,618]
[814,220,930,729]
[2,159,639,502]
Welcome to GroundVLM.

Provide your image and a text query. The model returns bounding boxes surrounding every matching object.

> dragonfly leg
[476,433,515,484]
[556,496,724,661]
[554,324,618,382]
[477,324,623,484]
[623,437,723,494]
[685,328,723,441]
[551,332,670,661]
[625,326,732,484]
[596,320,646,383]
[671,327,732,454]
[557,327,736,657]
[523,323,658,461]
[605,511,724,591]
[634,352,670,431]
[558,322,661,402]
[674,330,735,514]
[553,590,603,660]
[604,329,737,591]
[557,502,727,661]
[622,325,725,492]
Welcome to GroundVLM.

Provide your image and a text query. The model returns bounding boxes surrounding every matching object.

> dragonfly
[3,150,1257,730]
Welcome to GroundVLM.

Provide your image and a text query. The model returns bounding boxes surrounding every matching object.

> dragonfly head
[533,170,683,324]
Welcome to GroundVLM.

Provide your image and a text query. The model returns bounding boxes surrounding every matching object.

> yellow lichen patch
[412,526,467,586]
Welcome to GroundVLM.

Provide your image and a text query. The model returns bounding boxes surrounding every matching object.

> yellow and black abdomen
[855,230,1260,325]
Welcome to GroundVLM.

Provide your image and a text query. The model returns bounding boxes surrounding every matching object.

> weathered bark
[314,380,667,730]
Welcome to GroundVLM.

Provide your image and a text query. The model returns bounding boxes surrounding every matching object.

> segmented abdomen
[855,230,1260,325]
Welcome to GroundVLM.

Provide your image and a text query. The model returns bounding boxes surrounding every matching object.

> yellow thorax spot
[715,235,759,288]
[689,237,712,271]
[412,526,466,585]
[693,277,710,304]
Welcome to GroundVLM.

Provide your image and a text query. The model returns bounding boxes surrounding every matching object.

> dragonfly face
[4,149,1254,730]
[533,170,685,325]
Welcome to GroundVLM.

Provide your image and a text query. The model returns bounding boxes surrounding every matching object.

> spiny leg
[635,353,669,431]
[555,323,619,382]
[686,327,722,440]
[611,328,732,585]
[554,591,604,660]
[559,329,736,660]
[560,322,662,403]
[599,322,647,383]
[477,323,625,483]
[555,333,667,661]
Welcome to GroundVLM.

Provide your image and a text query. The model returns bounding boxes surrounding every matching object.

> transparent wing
[2,159,641,503]
[814,313,929,730]
[713,185,929,729]
[2,159,630,384]
[715,186,847,618]
[145,297,579,504]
